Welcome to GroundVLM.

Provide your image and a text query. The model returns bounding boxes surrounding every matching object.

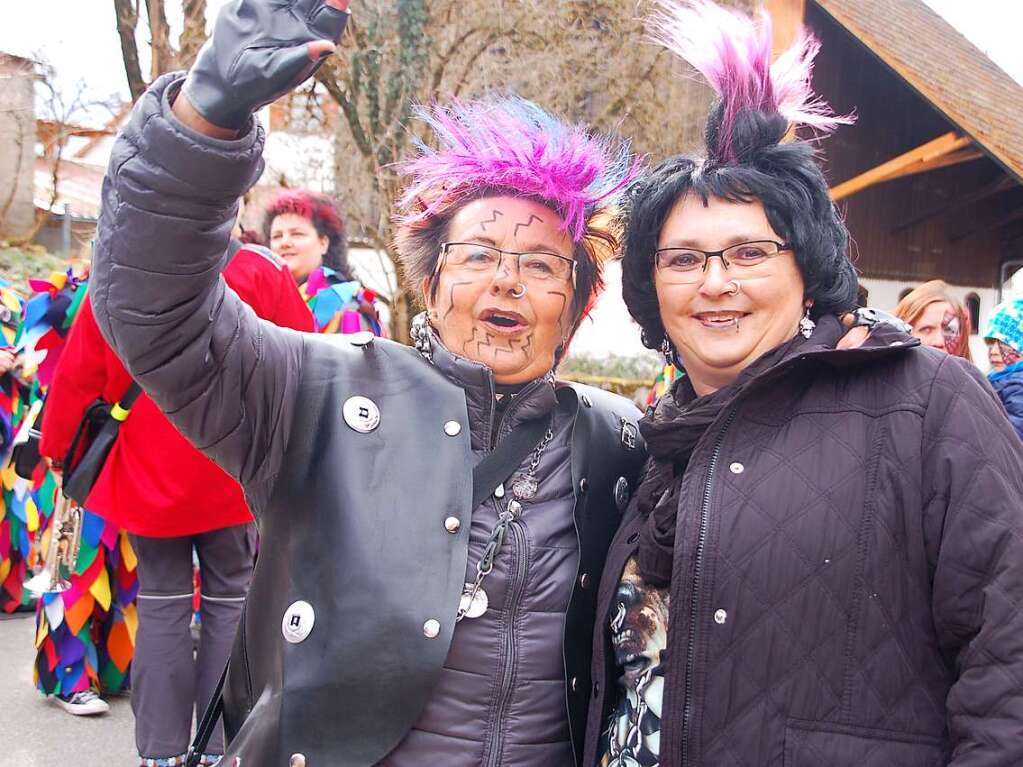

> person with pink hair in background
[263,189,388,336]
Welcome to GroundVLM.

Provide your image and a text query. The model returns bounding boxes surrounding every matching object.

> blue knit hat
[984,298,1023,354]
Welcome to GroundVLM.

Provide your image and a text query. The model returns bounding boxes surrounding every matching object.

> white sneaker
[52,689,110,716]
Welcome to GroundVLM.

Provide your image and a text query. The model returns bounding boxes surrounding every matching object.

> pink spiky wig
[647,0,853,163]
[395,97,639,242]
[394,97,641,339]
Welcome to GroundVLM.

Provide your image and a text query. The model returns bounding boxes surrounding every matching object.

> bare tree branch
[146,0,180,77]
[178,0,208,69]
[113,0,146,102]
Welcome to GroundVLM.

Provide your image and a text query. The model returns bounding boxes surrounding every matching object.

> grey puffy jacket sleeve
[91,73,301,490]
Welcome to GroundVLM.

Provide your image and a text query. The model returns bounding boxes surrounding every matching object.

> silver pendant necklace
[456,422,555,622]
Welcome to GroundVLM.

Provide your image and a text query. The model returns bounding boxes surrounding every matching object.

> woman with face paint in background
[85,1,650,764]
[586,2,1023,766]
[893,280,973,361]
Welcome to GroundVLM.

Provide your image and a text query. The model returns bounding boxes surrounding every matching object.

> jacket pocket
[784,719,945,767]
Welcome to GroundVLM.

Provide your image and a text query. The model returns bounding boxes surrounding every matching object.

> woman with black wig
[587,2,1023,766]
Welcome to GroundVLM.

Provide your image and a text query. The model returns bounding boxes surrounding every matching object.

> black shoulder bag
[61,382,143,505]
[186,415,549,766]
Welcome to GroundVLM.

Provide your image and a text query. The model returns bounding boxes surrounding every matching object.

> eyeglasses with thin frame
[654,240,793,284]
[438,242,577,286]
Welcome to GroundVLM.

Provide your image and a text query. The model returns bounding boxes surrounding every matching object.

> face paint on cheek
[1000,340,1023,366]
[941,311,963,354]
[441,280,475,320]
[461,327,535,361]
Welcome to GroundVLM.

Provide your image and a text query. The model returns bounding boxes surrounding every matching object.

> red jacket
[40,246,313,536]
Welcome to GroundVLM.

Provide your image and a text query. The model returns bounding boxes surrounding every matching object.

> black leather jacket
[90,74,646,766]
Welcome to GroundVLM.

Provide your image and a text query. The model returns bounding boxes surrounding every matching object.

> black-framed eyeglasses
[654,240,793,284]
[438,242,577,285]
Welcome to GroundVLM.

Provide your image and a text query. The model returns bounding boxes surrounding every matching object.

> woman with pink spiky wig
[589,2,1023,766]
[85,1,652,765]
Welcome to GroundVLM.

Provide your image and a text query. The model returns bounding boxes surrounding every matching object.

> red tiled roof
[813,0,1023,183]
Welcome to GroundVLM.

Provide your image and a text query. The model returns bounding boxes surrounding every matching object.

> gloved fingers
[307,39,337,61]
[308,1,350,42]
[263,42,323,87]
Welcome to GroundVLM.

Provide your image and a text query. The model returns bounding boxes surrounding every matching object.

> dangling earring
[660,336,677,366]
[799,305,816,339]
[410,311,434,362]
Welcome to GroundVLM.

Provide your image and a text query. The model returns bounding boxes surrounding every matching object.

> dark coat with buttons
[585,318,1023,767]
[90,73,646,767]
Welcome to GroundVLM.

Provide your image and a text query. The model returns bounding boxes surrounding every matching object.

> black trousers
[130,523,256,760]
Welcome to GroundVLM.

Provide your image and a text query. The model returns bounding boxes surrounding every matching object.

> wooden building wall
[806,3,1023,288]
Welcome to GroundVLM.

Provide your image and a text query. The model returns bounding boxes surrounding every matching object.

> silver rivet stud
[579,573,590,589]
[570,676,578,692]
[444,420,461,436]
[889,340,903,346]
[494,483,505,499]
[444,516,461,533]
[729,462,744,474]
[714,609,728,625]
[423,619,441,638]
[348,331,374,347]
[579,478,589,494]
[289,754,306,767]
[581,394,592,408]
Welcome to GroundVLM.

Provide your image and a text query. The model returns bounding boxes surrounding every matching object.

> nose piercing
[726,280,741,295]
[510,283,527,299]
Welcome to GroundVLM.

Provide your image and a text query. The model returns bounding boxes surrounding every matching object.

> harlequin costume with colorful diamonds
[300,265,386,336]
[0,279,30,613]
[0,271,139,700]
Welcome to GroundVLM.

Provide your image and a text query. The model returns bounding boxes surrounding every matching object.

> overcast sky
[2,1,1021,124]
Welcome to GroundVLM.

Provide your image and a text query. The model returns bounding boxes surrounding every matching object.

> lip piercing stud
[510,283,527,299]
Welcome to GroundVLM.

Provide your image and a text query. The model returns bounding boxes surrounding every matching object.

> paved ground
[0,610,137,766]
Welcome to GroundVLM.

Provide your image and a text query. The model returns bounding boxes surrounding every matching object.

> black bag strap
[116,381,144,411]
[471,416,549,510]
[188,416,548,764]
[187,663,228,767]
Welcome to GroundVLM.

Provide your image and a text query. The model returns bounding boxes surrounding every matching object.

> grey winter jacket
[90,74,645,766]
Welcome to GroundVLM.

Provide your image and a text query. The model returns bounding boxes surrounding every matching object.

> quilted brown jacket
[586,316,1023,767]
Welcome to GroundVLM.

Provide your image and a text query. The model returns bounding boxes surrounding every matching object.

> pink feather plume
[647,0,854,161]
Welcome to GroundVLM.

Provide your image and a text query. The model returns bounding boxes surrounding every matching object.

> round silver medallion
[342,396,380,433]
[511,475,538,500]
[458,584,489,619]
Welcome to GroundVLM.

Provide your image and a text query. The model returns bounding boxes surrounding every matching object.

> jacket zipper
[681,409,736,767]
[483,518,528,767]
[479,378,549,767]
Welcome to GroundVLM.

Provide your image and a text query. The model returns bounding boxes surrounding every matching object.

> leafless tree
[113,0,208,103]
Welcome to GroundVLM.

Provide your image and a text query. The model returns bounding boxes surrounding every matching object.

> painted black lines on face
[441,280,475,319]
[478,209,505,233]
[462,327,535,362]
[513,213,544,239]
[545,290,569,324]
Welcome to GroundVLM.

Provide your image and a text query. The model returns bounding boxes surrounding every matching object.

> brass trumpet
[24,490,83,595]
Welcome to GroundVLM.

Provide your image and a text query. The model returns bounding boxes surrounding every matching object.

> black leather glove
[182,0,349,130]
